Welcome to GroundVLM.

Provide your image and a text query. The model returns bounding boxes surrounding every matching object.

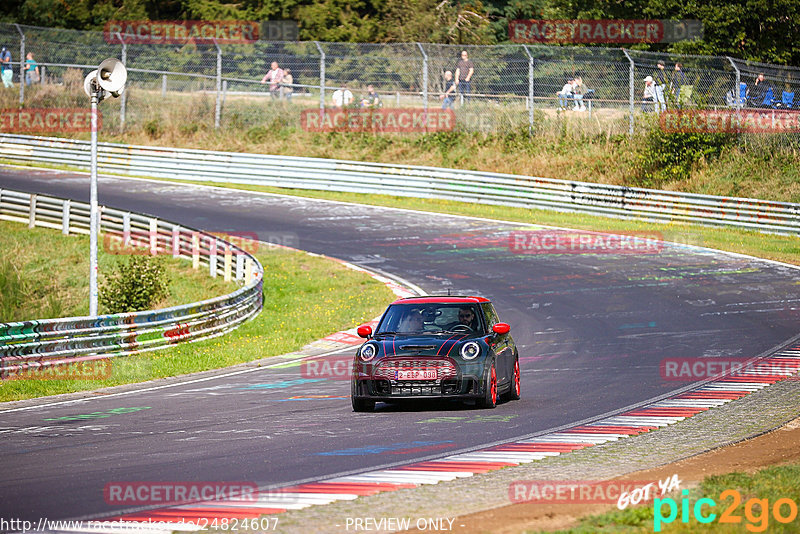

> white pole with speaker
[83,58,127,317]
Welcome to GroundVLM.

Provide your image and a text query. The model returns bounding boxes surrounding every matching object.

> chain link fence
[1,22,799,142]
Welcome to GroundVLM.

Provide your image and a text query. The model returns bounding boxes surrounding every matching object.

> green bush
[100,256,169,314]
[634,123,735,188]
[245,125,269,143]
[143,118,163,139]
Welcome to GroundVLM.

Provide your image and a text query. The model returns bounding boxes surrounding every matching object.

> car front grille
[373,357,458,381]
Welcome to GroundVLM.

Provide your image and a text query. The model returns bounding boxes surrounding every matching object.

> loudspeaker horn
[97,58,127,96]
[83,69,100,98]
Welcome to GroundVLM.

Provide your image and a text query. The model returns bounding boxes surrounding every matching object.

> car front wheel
[352,397,375,412]
[351,379,375,412]
[477,360,497,409]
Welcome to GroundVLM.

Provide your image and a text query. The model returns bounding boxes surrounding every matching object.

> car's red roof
[392,296,490,305]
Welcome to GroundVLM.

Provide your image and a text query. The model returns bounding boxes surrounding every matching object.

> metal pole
[90,90,99,317]
[727,56,741,110]
[622,49,635,136]
[417,43,428,113]
[727,56,743,148]
[523,45,534,135]
[15,24,24,104]
[117,36,127,130]
[214,41,222,129]
[314,41,325,112]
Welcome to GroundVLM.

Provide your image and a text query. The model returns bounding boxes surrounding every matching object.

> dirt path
[436,416,800,533]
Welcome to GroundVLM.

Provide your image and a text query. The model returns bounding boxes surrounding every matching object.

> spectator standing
[654,60,667,112]
[671,62,686,104]
[281,68,293,100]
[750,73,768,107]
[260,61,284,99]
[332,85,353,108]
[1,47,13,88]
[642,75,656,112]
[25,52,40,85]
[361,84,382,108]
[454,50,474,102]
[440,70,456,109]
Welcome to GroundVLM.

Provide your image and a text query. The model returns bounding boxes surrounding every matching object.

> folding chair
[776,91,794,109]
[761,87,774,108]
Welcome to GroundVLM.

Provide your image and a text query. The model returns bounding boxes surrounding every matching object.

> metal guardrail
[2,133,799,235]
[0,186,263,376]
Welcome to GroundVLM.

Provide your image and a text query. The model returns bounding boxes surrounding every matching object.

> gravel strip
[268,377,800,534]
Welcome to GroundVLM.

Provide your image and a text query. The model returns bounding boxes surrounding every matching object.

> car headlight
[359,342,378,362]
[460,341,480,360]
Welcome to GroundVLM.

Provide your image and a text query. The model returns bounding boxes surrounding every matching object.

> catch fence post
[622,49,635,136]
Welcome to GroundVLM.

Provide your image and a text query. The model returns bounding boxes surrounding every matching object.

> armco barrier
[0,187,263,376]
[1,134,799,235]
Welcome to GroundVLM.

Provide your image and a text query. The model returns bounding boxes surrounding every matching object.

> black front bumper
[352,377,486,400]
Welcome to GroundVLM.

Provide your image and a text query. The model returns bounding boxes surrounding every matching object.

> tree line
[1,0,798,66]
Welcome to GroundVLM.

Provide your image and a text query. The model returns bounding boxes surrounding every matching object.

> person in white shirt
[642,75,657,112]
[332,85,353,108]
[558,77,574,110]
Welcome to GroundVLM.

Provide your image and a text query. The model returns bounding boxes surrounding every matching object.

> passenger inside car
[398,311,424,332]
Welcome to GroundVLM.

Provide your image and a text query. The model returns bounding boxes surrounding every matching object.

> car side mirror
[492,323,510,335]
[357,325,373,338]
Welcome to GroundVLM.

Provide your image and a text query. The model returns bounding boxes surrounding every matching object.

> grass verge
[0,219,237,321]
[553,462,800,533]
[0,223,395,402]
[4,83,800,202]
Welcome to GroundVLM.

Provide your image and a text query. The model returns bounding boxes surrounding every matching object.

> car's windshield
[376,303,483,334]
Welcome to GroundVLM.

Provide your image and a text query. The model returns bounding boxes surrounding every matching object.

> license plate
[396,369,437,380]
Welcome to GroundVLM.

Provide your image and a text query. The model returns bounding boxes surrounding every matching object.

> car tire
[505,356,521,401]
[477,360,497,409]
[352,397,375,412]
[351,379,375,412]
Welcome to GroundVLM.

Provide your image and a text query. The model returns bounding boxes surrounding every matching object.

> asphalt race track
[1,166,799,522]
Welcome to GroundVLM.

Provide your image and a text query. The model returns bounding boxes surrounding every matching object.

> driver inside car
[449,307,477,331]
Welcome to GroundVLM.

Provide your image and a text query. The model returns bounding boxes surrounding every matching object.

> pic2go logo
[654,489,799,532]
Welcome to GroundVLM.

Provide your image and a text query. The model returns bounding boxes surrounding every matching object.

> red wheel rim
[490,365,497,404]
[514,359,521,395]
